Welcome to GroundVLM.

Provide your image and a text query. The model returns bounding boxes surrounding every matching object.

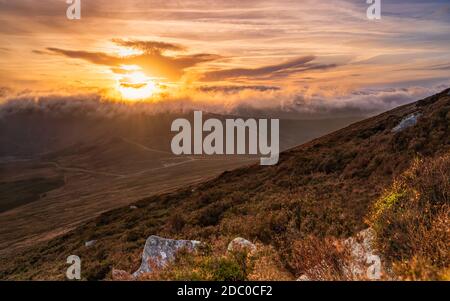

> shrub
[167,212,186,233]
[194,202,230,227]
[368,153,450,280]
[84,261,111,280]
[279,235,353,280]
[125,230,140,242]
[200,256,247,281]
[141,243,251,281]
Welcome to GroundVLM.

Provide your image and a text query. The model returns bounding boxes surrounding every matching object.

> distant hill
[0,107,361,258]
[0,110,361,157]
[0,89,448,280]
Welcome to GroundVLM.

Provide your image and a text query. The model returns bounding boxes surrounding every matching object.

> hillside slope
[0,110,359,255]
[0,89,448,280]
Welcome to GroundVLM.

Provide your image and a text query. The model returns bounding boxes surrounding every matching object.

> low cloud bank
[0,83,448,120]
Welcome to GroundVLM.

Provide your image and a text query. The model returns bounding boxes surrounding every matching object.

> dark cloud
[46,48,120,65]
[112,39,186,53]
[198,85,280,93]
[203,56,337,81]
[428,63,450,71]
[32,49,51,55]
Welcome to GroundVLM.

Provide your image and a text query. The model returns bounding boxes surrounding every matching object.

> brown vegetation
[368,154,450,280]
[0,89,448,280]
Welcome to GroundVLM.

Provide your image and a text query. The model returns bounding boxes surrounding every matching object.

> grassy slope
[0,177,64,213]
[0,89,448,280]
[368,153,449,280]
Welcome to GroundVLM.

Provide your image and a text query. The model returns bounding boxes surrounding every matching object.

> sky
[0,0,449,118]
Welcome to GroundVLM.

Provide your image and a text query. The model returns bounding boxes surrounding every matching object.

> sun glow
[116,69,157,100]
[115,47,144,58]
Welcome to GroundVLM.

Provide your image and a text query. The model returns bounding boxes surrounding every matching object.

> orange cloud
[44,40,222,81]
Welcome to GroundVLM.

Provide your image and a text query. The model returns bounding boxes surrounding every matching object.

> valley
[0,112,360,256]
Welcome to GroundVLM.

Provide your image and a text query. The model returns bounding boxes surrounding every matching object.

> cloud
[0,87,12,98]
[112,39,186,53]
[197,85,280,93]
[43,41,336,83]
[2,0,449,114]
[43,39,221,81]
[1,83,447,120]
[203,56,337,81]
[46,48,121,65]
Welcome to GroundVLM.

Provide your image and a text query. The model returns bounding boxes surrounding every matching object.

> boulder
[392,114,421,133]
[227,237,256,255]
[344,228,376,261]
[342,228,380,279]
[129,205,138,210]
[133,235,201,277]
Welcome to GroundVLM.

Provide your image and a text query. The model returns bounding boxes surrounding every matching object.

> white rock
[227,237,257,254]
[84,240,97,247]
[342,228,379,278]
[297,275,311,281]
[133,235,201,277]
[392,114,421,133]
[129,205,138,209]
[344,228,376,259]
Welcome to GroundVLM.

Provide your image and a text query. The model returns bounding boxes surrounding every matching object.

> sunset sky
[0,0,449,118]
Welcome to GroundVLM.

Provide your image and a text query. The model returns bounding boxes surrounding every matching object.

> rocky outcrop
[133,235,201,277]
[342,228,379,279]
[297,228,381,281]
[392,114,421,133]
[227,237,257,255]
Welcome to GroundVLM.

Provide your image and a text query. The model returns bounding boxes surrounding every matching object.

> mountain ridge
[0,88,448,280]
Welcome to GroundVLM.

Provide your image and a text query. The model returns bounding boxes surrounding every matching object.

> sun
[116,70,157,100]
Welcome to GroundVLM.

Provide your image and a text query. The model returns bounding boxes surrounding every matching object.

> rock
[297,275,311,281]
[133,235,201,277]
[298,228,380,280]
[112,268,133,280]
[129,205,138,209]
[392,113,421,133]
[342,228,380,279]
[344,228,376,260]
[84,240,96,247]
[227,237,257,254]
